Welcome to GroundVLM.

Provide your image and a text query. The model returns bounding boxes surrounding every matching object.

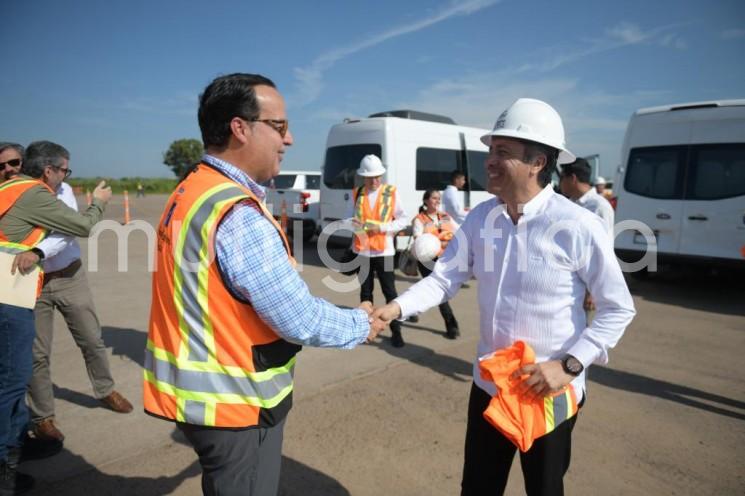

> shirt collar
[576,187,597,205]
[495,184,555,220]
[201,154,266,200]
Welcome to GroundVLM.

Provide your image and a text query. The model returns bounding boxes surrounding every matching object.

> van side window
[323,144,382,189]
[687,144,745,200]
[416,148,460,191]
[625,146,686,199]
[305,175,321,190]
[467,151,488,191]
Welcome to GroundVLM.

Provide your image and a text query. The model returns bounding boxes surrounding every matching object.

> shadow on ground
[589,365,745,421]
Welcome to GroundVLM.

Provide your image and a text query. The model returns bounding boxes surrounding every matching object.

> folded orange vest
[479,341,578,452]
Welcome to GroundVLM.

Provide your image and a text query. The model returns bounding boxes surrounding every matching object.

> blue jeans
[0,303,35,461]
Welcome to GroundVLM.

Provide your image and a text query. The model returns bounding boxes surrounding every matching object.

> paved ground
[20,194,745,495]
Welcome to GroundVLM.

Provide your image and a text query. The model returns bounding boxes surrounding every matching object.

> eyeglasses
[249,118,289,138]
[52,165,72,178]
[0,158,22,169]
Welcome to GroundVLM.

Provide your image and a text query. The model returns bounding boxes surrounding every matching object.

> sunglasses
[0,158,22,169]
[249,118,289,138]
[51,165,72,178]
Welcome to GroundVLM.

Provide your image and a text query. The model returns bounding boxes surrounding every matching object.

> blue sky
[1,0,743,179]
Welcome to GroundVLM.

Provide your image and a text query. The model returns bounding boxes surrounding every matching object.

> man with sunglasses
[0,142,24,182]
[13,141,134,450]
[0,140,111,494]
[145,73,385,496]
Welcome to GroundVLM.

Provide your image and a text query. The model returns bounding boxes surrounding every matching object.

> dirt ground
[20,194,745,495]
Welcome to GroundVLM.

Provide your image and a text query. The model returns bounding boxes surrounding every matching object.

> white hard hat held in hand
[413,233,441,262]
[481,98,576,165]
[357,155,387,177]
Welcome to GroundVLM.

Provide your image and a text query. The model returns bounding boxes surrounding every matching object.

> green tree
[163,138,203,178]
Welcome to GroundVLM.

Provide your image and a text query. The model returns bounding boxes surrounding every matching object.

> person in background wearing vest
[412,189,459,339]
[347,155,409,348]
[0,142,111,495]
[10,142,133,447]
[372,99,635,495]
[442,170,468,225]
[144,73,386,496]
[559,158,615,313]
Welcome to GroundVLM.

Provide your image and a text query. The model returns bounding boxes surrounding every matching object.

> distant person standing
[560,159,614,236]
[348,155,409,347]
[15,143,133,445]
[136,182,145,198]
[412,189,459,339]
[594,176,607,196]
[442,170,467,225]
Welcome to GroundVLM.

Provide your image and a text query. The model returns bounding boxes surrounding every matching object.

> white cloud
[721,28,745,40]
[607,22,648,44]
[290,0,501,106]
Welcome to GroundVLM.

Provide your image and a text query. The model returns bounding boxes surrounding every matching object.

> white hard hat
[481,98,576,165]
[357,155,386,177]
[594,176,607,186]
[413,233,441,262]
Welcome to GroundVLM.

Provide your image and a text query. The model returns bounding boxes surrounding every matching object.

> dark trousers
[417,261,456,323]
[0,303,35,461]
[358,256,400,333]
[178,419,285,496]
[461,383,578,496]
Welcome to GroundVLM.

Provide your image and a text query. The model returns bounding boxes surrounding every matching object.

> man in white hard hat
[347,155,409,347]
[372,98,635,494]
[594,176,607,195]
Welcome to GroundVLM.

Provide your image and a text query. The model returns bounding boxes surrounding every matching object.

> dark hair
[419,189,440,213]
[198,73,276,150]
[22,141,70,178]
[521,139,558,188]
[559,157,591,184]
[0,142,24,157]
[450,170,465,182]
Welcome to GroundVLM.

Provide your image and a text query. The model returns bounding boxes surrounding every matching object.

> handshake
[358,301,403,342]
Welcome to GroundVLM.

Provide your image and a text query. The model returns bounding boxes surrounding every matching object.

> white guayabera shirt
[395,185,636,402]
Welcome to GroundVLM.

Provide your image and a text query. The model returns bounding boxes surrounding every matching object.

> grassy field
[68,177,178,194]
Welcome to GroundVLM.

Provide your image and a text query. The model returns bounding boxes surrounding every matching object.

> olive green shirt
[0,175,106,244]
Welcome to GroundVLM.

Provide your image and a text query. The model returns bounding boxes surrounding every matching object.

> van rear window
[323,144,382,189]
[414,148,488,191]
[262,174,297,189]
[625,147,686,199]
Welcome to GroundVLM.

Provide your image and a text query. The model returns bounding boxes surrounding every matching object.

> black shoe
[0,461,34,495]
[390,330,405,348]
[406,315,419,323]
[445,318,460,340]
[14,435,64,464]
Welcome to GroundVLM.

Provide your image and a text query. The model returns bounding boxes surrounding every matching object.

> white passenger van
[319,110,492,248]
[614,100,745,271]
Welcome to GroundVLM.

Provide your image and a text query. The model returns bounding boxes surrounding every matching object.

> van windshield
[323,144,382,189]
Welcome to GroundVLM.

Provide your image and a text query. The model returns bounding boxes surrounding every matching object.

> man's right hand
[11,250,40,275]
[93,180,112,203]
[372,302,402,324]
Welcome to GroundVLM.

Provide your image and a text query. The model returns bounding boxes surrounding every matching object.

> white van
[319,110,492,247]
[613,100,745,271]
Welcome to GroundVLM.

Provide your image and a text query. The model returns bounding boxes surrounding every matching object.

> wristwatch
[561,354,584,377]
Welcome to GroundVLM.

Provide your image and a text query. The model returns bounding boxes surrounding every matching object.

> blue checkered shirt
[203,154,369,348]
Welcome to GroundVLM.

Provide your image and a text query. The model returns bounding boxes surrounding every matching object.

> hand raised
[93,180,112,203]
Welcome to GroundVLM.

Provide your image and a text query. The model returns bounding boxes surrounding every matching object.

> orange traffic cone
[280,199,288,234]
[123,190,131,225]
[86,189,92,206]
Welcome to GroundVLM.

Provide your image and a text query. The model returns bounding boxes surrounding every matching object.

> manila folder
[0,252,39,309]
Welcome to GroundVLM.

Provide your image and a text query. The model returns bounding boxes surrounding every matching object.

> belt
[43,259,82,284]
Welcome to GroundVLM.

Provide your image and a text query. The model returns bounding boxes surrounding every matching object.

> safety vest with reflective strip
[0,178,54,297]
[353,184,396,252]
[144,164,302,428]
[479,341,579,452]
[415,212,455,257]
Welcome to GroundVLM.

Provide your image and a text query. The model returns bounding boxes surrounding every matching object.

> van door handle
[688,215,708,221]
[656,213,671,220]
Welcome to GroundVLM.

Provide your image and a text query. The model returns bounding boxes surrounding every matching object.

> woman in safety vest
[411,189,460,339]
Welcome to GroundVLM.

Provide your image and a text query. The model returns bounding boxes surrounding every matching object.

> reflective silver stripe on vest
[144,347,295,399]
[179,186,247,363]
[184,400,206,425]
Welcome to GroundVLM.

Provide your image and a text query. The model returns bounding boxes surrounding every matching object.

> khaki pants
[27,261,115,422]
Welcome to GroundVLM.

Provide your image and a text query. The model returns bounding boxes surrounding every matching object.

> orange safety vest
[144,164,301,428]
[353,184,396,252]
[415,211,455,257]
[479,341,578,452]
[0,178,54,297]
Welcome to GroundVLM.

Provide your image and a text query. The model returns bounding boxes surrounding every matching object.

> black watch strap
[561,354,584,376]
[30,247,45,260]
